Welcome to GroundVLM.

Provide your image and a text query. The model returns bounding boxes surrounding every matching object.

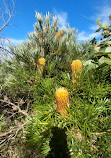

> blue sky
[1,0,111,45]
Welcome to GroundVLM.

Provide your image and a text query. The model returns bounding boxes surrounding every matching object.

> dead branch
[0,122,27,150]
[0,99,28,117]
[87,140,99,152]
[0,0,15,32]
[26,99,30,113]
[14,122,27,138]
[0,129,13,137]
[91,130,111,135]
[0,46,11,54]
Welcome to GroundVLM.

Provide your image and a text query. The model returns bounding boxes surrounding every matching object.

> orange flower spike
[57,31,63,43]
[37,57,46,74]
[55,87,70,115]
[38,57,46,67]
[71,60,82,73]
[71,60,82,83]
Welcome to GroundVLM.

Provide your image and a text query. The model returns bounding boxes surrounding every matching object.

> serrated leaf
[104,58,111,65]
[105,46,111,53]
[99,56,105,64]
[102,23,110,29]
[99,56,111,65]
[107,41,111,45]
[95,46,111,55]
[84,60,98,70]
[108,54,111,58]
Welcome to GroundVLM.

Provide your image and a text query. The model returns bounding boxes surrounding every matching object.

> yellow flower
[57,31,63,43]
[71,60,82,73]
[37,57,46,75]
[71,59,82,83]
[38,57,46,66]
[55,87,70,115]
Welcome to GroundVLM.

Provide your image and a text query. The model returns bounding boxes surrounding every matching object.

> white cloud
[79,3,111,41]
[0,38,24,57]
[95,5,111,23]
[89,25,98,31]
[90,4,111,31]
[8,38,24,45]
[0,38,25,46]
[77,31,100,41]
[77,32,89,41]
[53,10,68,29]
[89,32,100,38]
[0,38,25,60]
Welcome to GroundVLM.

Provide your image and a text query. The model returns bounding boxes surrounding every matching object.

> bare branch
[91,130,111,135]
[0,0,15,32]
[0,46,11,54]
[0,14,12,31]
[0,99,28,117]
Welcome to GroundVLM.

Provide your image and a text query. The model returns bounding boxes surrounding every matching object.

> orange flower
[38,57,46,66]
[57,31,63,43]
[37,57,46,74]
[55,87,70,115]
[71,60,82,83]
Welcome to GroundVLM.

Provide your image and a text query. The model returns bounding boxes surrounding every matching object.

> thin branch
[0,0,15,32]
[0,99,28,117]
[0,122,27,149]
[0,14,12,31]
[0,46,11,54]
[14,122,27,138]
[91,130,111,135]
[0,129,13,137]
[87,140,99,151]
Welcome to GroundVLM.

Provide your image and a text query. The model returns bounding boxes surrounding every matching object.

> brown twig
[26,99,30,113]
[0,122,27,149]
[87,140,99,151]
[0,99,28,117]
[14,122,27,138]
[0,129,13,137]
[91,129,111,135]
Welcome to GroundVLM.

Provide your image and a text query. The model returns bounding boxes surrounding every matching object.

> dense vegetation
[0,13,111,158]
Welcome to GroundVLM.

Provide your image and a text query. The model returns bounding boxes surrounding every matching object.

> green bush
[0,12,111,158]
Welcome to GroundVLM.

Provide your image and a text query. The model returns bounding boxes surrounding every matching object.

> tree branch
[0,46,11,54]
[0,99,28,117]
[0,0,15,32]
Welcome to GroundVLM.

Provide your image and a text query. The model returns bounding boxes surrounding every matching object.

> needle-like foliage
[0,13,111,158]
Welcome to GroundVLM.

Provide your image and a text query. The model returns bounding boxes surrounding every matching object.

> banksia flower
[71,60,82,84]
[55,87,70,115]
[38,57,46,66]
[57,31,63,43]
[38,33,42,42]
[37,57,46,74]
